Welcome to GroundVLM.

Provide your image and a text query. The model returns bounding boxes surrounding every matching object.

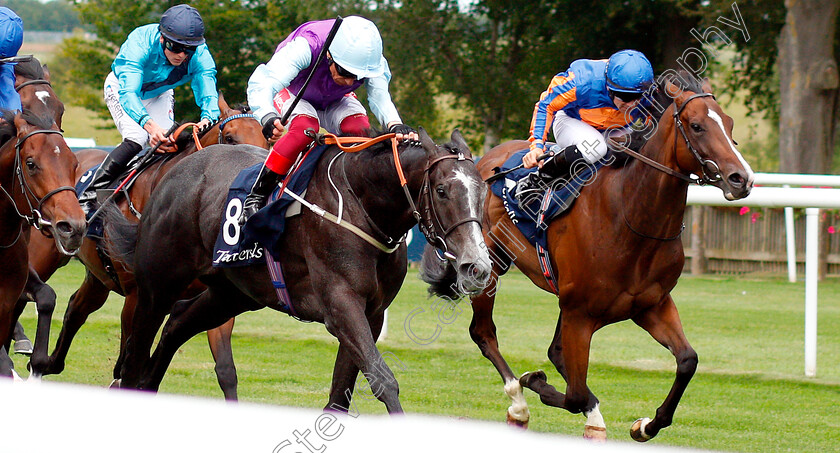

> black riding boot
[515,144,584,202]
[79,139,141,215]
[238,165,282,225]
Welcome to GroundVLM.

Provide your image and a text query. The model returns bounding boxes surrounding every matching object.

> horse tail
[418,244,460,301]
[102,202,138,272]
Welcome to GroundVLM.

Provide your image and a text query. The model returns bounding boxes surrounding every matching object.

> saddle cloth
[74,150,173,238]
[489,149,604,249]
[212,144,328,267]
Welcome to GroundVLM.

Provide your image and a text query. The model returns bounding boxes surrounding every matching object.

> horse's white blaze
[36,90,50,105]
[584,403,606,429]
[54,146,61,155]
[707,109,754,179]
[504,378,530,422]
[453,168,485,245]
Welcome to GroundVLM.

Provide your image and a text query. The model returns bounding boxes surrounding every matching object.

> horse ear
[450,128,471,156]
[664,80,689,107]
[418,127,437,153]
[218,91,231,113]
[42,64,51,82]
[701,77,714,94]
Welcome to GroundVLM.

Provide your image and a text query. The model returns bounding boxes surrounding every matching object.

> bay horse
[0,110,86,377]
[421,75,754,441]
[113,129,491,413]
[22,96,267,395]
[14,57,64,128]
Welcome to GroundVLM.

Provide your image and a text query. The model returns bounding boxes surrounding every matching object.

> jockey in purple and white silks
[239,16,418,225]
[79,4,220,215]
[516,49,654,201]
[0,7,24,112]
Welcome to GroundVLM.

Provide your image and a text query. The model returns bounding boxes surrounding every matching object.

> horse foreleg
[45,272,110,376]
[21,269,56,378]
[207,318,238,401]
[630,295,697,442]
[469,282,530,427]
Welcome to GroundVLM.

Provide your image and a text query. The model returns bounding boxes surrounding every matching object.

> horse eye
[691,123,703,133]
[435,185,447,198]
[26,157,37,172]
[225,135,235,144]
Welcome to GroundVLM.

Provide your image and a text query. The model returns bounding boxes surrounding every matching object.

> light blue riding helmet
[328,16,386,79]
[0,7,24,58]
[605,49,654,94]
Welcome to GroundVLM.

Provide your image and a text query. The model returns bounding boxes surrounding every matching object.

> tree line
[12,0,840,173]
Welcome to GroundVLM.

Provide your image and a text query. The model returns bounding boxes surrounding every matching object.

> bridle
[0,128,76,241]
[292,133,482,260]
[412,151,482,261]
[615,91,720,241]
[15,78,51,92]
[216,112,258,144]
[672,92,722,185]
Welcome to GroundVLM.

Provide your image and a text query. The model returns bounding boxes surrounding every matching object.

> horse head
[416,128,491,296]
[665,78,754,200]
[14,58,64,128]
[206,93,268,149]
[6,111,85,254]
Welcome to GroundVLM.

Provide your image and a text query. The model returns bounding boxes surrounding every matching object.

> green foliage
[3,0,81,31]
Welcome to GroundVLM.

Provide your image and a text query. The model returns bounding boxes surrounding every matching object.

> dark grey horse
[113,129,491,413]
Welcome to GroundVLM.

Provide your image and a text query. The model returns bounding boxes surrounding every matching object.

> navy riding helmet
[159,4,205,46]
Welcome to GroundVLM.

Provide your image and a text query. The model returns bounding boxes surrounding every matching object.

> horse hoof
[519,369,547,388]
[584,425,607,442]
[13,339,33,355]
[109,379,121,389]
[506,410,529,429]
[630,417,652,442]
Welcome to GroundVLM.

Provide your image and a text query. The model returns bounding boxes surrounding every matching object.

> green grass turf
[12,260,840,452]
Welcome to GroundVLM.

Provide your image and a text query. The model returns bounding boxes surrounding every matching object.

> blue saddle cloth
[213,144,328,267]
[489,149,604,248]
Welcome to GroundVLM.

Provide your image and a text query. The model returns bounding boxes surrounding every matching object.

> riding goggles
[164,39,197,55]
[328,57,357,80]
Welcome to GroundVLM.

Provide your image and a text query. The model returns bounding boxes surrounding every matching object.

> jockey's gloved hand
[388,123,416,136]
[261,113,281,140]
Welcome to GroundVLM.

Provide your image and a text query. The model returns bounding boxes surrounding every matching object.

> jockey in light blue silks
[0,7,24,112]
[79,4,220,215]
[516,49,655,200]
[239,16,418,225]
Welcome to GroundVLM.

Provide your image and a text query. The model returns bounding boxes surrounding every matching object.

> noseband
[0,129,76,236]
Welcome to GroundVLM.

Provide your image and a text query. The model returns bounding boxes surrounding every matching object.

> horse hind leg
[141,285,253,393]
[520,313,603,440]
[629,295,697,442]
[207,318,238,400]
[469,274,530,427]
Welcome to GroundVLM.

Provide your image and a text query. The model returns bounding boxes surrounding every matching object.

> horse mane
[13,57,45,80]
[620,69,708,156]
[0,109,56,144]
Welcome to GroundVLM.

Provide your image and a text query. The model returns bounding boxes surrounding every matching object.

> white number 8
[223,198,243,246]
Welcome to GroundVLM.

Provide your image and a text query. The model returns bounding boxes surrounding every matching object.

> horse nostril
[728,173,745,188]
[55,220,74,236]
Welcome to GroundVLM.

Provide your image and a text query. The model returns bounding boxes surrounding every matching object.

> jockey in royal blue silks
[239,15,419,225]
[79,4,220,215]
[516,49,655,200]
[0,7,24,112]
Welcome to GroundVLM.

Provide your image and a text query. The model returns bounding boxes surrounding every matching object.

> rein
[0,129,75,238]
